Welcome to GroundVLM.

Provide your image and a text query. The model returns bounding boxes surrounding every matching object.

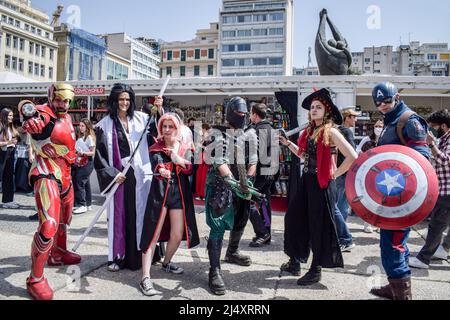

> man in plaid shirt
[410,109,450,269]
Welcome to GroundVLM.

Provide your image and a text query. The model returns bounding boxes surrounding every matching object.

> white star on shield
[377,171,404,196]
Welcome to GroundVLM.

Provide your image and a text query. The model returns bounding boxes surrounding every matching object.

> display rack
[266,98,291,198]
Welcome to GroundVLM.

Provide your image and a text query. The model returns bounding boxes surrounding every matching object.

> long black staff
[73,76,171,252]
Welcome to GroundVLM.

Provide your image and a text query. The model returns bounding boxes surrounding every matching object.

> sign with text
[74,88,105,96]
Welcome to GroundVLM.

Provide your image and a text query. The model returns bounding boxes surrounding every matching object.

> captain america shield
[345,145,439,230]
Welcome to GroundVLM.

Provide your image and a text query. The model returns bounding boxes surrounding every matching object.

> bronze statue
[315,9,352,75]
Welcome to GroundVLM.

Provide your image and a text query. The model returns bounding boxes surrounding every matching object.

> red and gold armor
[20,83,81,300]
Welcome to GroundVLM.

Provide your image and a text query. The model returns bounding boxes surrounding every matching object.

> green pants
[205,185,234,240]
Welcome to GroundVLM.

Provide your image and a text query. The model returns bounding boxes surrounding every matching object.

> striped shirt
[431,131,450,196]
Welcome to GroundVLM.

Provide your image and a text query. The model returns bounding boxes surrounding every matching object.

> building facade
[218,0,294,77]
[352,42,449,77]
[54,23,107,81]
[106,50,130,80]
[293,67,319,76]
[102,33,160,80]
[0,0,58,82]
[160,22,219,78]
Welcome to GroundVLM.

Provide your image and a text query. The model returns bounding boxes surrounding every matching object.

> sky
[32,0,450,68]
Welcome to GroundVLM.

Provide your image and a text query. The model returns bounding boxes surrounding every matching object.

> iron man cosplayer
[19,83,81,300]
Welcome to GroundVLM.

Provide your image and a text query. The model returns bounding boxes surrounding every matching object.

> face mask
[374,128,383,136]
[436,127,446,139]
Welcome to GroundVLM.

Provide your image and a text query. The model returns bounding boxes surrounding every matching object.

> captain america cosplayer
[369,82,430,300]
[204,97,258,295]
[19,84,81,300]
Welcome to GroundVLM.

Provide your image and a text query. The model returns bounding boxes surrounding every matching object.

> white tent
[0,72,38,83]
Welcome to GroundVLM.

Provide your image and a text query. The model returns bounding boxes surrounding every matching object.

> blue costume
[371,82,429,300]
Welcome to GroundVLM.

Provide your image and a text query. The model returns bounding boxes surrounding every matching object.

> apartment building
[0,0,57,82]
[219,0,294,77]
[160,22,219,78]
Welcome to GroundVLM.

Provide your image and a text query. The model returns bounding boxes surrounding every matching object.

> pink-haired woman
[139,113,200,296]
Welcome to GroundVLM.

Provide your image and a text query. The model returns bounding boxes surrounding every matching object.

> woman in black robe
[279,88,357,286]
[139,113,200,296]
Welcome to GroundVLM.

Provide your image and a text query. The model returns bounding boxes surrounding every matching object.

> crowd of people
[2,80,449,301]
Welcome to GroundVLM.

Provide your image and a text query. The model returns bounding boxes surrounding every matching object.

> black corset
[303,138,318,174]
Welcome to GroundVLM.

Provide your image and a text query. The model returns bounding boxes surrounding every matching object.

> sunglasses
[375,97,394,107]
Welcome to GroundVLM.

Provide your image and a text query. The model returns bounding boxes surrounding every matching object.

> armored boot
[207,238,226,296]
[389,277,412,300]
[225,231,251,266]
[27,233,54,300]
[297,266,322,286]
[48,224,81,266]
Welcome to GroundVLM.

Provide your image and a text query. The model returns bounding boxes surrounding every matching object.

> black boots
[370,277,412,300]
[280,258,301,276]
[297,266,322,286]
[225,231,251,266]
[207,238,226,296]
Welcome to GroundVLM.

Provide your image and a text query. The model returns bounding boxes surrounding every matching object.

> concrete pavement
[0,193,449,301]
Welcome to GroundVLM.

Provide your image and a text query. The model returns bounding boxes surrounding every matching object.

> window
[180,66,186,77]
[364,58,371,63]
[166,66,172,76]
[49,67,54,79]
[253,29,268,36]
[269,28,283,36]
[195,49,200,60]
[237,44,251,51]
[222,30,236,38]
[19,38,24,51]
[427,54,438,60]
[222,59,235,67]
[237,15,251,23]
[269,57,283,65]
[208,48,214,59]
[49,48,54,60]
[45,32,50,39]
[8,17,13,25]
[253,58,267,65]
[167,50,173,61]
[34,63,39,75]
[24,24,30,31]
[253,14,267,22]
[12,36,18,49]
[4,55,10,68]
[1,15,6,23]
[15,20,20,28]
[181,50,186,62]
[35,44,40,56]
[31,26,36,33]
[374,60,380,64]
[40,65,45,77]
[28,61,33,74]
[37,29,42,36]
[222,45,235,52]
[238,58,252,66]
[194,65,200,76]
[41,46,46,58]
[269,13,284,21]
[18,58,23,71]
[208,65,214,76]
[29,42,34,54]
[223,16,236,24]
[238,30,252,37]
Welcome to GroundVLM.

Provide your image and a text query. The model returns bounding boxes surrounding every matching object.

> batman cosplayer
[204,97,258,295]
